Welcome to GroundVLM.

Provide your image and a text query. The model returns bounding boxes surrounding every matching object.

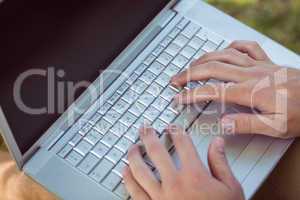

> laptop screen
[0,0,170,154]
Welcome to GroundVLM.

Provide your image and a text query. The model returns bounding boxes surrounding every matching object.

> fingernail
[122,166,130,177]
[221,116,235,135]
[214,137,225,154]
[139,122,152,137]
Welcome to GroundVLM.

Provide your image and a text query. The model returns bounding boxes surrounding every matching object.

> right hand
[171,41,300,139]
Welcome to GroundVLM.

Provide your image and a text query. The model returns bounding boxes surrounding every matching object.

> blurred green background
[207,0,300,53]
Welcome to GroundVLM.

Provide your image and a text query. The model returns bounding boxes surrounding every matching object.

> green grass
[207,0,300,54]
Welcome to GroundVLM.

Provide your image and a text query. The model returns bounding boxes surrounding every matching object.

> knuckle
[248,41,260,50]
[128,146,139,159]
[147,141,161,154]
[230,40,240,48]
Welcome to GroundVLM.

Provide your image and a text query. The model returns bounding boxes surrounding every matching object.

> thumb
[208,137,239,189]
[221,113,286,137]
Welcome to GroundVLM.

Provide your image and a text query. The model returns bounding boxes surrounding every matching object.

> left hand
[123,124,244,200]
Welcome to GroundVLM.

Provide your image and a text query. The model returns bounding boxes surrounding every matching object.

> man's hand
[123,125,244,200]
[172,41,300,139]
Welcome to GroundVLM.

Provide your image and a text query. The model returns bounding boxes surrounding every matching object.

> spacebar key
[173,104,206,130]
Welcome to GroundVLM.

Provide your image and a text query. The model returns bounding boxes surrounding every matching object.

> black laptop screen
[0,0,170,154]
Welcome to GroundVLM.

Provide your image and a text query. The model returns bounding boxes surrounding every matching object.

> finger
[139,125,176,181]
[174,83,252,108]
[171,61,250,88]
[192,48,256,67]
[166,124,207,173]
[123,167,151,200]
[127,145,161,197]
[221,113,288,138]
[228,41,271,61]
[208,137,241,190]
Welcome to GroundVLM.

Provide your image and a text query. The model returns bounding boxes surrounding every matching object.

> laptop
[1,0,300,199]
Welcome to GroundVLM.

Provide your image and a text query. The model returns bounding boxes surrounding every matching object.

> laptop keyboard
[56,17,225,199]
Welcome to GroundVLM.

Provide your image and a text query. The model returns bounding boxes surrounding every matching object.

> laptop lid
[0,0,171,167]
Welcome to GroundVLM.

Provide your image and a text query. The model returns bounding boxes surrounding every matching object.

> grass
[207,0,300,53]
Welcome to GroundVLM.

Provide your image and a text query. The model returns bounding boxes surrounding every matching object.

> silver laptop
[1,0,300,199]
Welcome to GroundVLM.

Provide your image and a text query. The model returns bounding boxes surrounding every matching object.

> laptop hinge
[160,10,177,28]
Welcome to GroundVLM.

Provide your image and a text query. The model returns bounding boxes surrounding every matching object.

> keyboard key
[77,153,99,174]
[161,86,178,102]
[89,113,102,125]
[120,112,138,127]
[101,132,119,148]
[113,99,130,114]
[152,119,168,134]
[69,134,82,146]
[146,82,164,96]
[117,82,130,95]
[106,148,124,164]
[196,28,224,45]
[129,101,147,116]
[122,89,139,104]
[143,106,161,122]
[104,109,121,125]
[161,36,173,47]
[98,103,112,115]
[110,122,129,137]
[169,27,181,38]
[79,123,93,136]
[102,172,122,191]
[125,127,139,143]
[194,49,207,59]
[107,93,121,105]
[152,45,165,56]
[157,52,173,66]
[144,54,156,66]
[172,54,189,69]
[173,34,189,48]
[177,18,189,29]
[173,105,204,129]
[182,22,200,39]
[92,142,109,158]
[181,46,197,59]
[90,159,114,182]
[58,144,73,158]
[138,92,156,107]
[85,129,103,145]
[186,81,201,90]
[148,61,165,75]
[152,97,169,111]
[164,64,181,77]
[113,161,128,177]
[116,137,133,153]
[160,108,178,123]
[94,119,112,134]
[135,64,148,75]
[126,73,139,85]
[74,140,93,156]
[114,183,130,199]
[155,73,171,88]
[139,70,157,85]
[165,43,182,57]
[131,79,148,94]
[202,40,218,52]
[189,37,206,50]
[65,150,83,166]
[133,116,151,129]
